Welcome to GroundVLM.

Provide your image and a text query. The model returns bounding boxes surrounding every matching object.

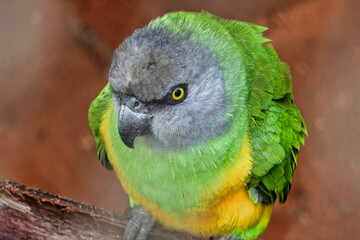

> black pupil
[174,89,182,97]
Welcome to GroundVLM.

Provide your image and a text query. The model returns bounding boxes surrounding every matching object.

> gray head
[109,28,228,150]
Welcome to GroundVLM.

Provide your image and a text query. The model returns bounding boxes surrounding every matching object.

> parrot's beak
[118,102,152,149]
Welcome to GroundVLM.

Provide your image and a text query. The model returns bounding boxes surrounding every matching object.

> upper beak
[118,100,151,149]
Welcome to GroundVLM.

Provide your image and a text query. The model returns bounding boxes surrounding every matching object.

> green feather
[88,83,113,170]
[211,14,306,204]
[249,94,306,204]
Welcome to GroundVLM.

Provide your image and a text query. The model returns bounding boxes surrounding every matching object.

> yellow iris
[172,87,185,100]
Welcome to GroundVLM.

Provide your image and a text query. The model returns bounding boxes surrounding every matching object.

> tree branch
[0,175,201,240]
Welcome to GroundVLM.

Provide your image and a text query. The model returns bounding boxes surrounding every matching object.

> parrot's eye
[172,87,185,101]
[155,84,188,105]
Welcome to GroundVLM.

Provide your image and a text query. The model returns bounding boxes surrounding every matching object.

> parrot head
[109,28,229,149]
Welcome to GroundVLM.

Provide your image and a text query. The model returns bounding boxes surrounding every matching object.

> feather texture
[207,16,306,204]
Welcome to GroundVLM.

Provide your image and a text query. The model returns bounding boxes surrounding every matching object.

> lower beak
[118,105,151,149]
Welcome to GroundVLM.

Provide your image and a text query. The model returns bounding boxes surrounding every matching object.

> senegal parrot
[88,11,306,240]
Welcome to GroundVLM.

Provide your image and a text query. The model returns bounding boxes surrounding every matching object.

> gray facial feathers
[110,28,229,149]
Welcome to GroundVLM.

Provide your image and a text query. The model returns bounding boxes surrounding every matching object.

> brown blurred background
[0,0,359,239]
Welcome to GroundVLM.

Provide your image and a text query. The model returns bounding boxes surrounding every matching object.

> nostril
[134,101,140,108]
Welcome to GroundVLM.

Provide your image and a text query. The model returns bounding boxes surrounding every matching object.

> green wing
[249,100,306,204]
[248,38,306,204]
[88,83,114,170]
[219,19,306,204]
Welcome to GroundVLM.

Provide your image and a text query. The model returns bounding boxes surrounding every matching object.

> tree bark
[0,175,201,240]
